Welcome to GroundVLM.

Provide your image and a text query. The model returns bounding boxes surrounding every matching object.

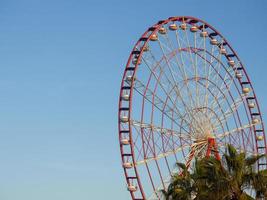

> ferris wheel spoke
[194,34,201,109]
[208,57,225,110]
[211,95,242,128]
[184,141,208,168]
[213,93,245,117]
[209,94,236,132]
[155,38,206,134]
[195,48,225,110]
[200,44,231,121]
[131,125,147,161]
[131,120,192,140]
[180,74,230,135]
[208,61,241,116]
[214,61,240,98]
[134,143,190,166]
[196,29,213,126]
[205,50,223,115]
[131,119,192,162]
[161,51,205,133]
[133,122,165,164]
[140,54,202,133]
[212,94,247,128]
[182,24,201,108]
[199,28,209,115]
[171,29,201,110]
[132,78,193,134]
[207,77,235,124]
[212,94,247,129]
[216,122,260,139]
[204,42,216,110]
[208,73,236,114]
[208,47,223,87]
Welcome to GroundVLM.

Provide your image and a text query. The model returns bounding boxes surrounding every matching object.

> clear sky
[0,0,266,200]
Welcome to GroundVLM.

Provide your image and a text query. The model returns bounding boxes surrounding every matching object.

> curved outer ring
[118,16,267,200]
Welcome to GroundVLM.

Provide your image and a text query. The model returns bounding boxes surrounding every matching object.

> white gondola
[123,162,133,169]
[150,34,158,41]
[242,87,250,95]
[132,58,141,65]
[252,118,260,124]
[120,116,129,123]
[228,60,235,67]
[248,103,255,109]
[190,25,198,32]
[220,48,227,55]
[121,138,130,145]
[257,136,264,141]
[143,45,149,52]
[158,27,167,34]
[128,185,137,192]
[122,93,130,101]
[169,23,178,31]
[235,72,242,79]
[180,23,187,30]
[210,38,218,45]
[200,31,208,37]
[126,75,135,82]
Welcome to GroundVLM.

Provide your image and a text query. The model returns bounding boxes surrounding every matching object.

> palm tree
[162,163,195,200]
[192,157,231,200]
[162,144,266,200]
[222,145,262,200]
[250,169,267,199]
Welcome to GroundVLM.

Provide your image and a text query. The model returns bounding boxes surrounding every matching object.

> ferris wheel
[118,16,267,200]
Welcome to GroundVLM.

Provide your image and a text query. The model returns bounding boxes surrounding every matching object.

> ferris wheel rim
[118,16,267,200]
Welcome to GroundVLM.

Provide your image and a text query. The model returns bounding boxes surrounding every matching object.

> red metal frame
[206,137,221,161]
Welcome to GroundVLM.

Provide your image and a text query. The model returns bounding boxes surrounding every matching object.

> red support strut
[206,137,221,160]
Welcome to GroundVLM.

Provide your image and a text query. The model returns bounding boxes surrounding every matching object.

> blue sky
[0,0,266,199]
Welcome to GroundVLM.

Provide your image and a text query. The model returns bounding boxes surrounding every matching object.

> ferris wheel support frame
[118,16,267,200]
